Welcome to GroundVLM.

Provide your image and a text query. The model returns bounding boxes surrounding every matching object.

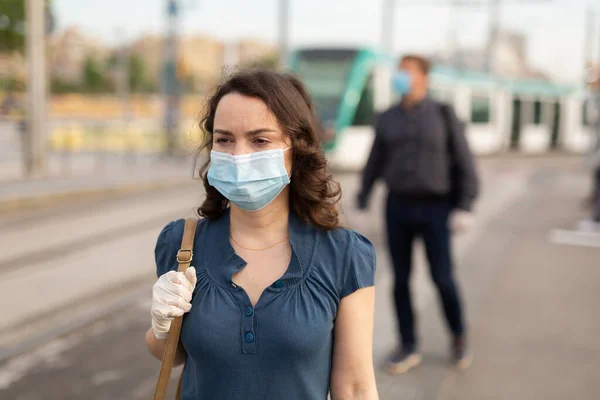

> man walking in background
[357,54,479,374]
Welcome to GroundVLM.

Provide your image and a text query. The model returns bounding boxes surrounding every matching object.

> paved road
[0,156,598,399]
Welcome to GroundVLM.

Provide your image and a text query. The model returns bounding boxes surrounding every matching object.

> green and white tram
[288,46,587,171]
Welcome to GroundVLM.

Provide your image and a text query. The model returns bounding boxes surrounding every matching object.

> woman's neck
[229,192,290,245]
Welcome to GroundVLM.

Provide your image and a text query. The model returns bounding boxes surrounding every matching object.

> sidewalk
[1,156,598,399]
[0,153,201,213]
[0,157,523,360]
[352,158,600,400]
[438,166,600,400]
[338,159,533,400]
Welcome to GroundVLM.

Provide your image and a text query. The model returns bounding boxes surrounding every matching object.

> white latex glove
[449,210,475,235]
[151,267,197,340]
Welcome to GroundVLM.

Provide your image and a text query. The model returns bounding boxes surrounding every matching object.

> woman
[145,70,378,399]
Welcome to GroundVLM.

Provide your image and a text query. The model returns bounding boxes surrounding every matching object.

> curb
[0,178,192,215]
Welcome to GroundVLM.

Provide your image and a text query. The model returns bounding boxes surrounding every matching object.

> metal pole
[597,9,600,77]
[278,0,290,63]
[583,7,594,84]
[484,0,501,74]
[163,0,180,157]
[381,0,395,55]
[25,0,47,177]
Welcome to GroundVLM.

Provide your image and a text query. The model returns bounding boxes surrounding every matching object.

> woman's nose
[231,143,252,156]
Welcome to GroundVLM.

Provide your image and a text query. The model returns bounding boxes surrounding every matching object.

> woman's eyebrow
[213,128,278,136]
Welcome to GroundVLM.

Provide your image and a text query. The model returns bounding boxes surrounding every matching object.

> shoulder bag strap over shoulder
[153,217,199,400]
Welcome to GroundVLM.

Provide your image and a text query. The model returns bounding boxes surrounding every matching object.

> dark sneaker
[451,336,473,370]
[386,348,422,375]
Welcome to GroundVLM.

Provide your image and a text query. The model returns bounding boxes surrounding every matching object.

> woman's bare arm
[145,327,185,366]
[330,286,379,400]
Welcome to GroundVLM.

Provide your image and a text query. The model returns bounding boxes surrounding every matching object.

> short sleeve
[340,230,377,299]
[154,219,185,278]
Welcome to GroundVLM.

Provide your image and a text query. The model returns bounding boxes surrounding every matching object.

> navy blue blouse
[155,210,376,400]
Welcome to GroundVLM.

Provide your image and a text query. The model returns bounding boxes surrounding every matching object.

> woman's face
[212,93,292,174]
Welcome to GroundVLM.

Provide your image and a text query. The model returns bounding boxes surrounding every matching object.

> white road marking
[549,229,600,248]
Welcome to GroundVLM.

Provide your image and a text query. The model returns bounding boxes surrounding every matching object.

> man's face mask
[392,70,412,96]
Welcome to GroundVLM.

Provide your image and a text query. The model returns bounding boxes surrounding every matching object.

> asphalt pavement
[0,156,598,400]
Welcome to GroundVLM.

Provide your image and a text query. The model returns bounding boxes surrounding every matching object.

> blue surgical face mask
[207,147,291,212]
[392,71,412,96]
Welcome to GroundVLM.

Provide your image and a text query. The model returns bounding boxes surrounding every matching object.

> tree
[128,54,147,93]
[0,0,54,52]
[82,55,107,93]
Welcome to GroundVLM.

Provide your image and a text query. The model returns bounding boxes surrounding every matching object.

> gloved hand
[449,210,475,235]
[151,267,197,340]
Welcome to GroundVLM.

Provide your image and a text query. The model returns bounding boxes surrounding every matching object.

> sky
[53,0,599,83]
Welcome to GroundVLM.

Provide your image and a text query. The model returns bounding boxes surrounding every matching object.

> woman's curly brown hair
[195,69,342,230]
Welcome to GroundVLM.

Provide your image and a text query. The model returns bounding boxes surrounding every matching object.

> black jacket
[357,98,479,211]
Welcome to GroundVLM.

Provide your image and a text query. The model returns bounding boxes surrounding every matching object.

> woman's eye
[253,138,269,145]
[215,138,230,144]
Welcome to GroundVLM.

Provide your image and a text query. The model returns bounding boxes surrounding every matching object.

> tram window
[533,100,542,125]
[352,74,375,126]
[471,95,490,123]
[295,54,355,123]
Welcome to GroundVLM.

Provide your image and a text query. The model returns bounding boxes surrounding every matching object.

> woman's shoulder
[154,217,211,277]
[314,226,377,299]
[319,225,375,256]
[156,217,212,244]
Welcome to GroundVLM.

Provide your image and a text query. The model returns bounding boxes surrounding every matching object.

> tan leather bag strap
[153,217,199,400]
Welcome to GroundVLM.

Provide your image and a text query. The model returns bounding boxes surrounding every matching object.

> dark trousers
[385,192,465,350]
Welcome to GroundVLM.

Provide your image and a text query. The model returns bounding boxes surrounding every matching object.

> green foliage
[128,54,147,93]
[82,54,108,93]
[0,75,25,91]
[0,0,25,52]
[50,76,79,94]
[0,0,54,52]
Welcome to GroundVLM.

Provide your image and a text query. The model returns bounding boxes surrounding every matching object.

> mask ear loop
[282,146,292,179]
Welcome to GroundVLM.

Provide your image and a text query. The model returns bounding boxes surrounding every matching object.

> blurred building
[238,40,277,64]
[0,51,25,82]
[49,26,109,84]
[126,35,276,91]
[180,36,226,89]
[128,35,164,85]
[0,24,276,94]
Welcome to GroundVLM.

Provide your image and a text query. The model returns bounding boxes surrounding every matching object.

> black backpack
[438,102,465,209]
